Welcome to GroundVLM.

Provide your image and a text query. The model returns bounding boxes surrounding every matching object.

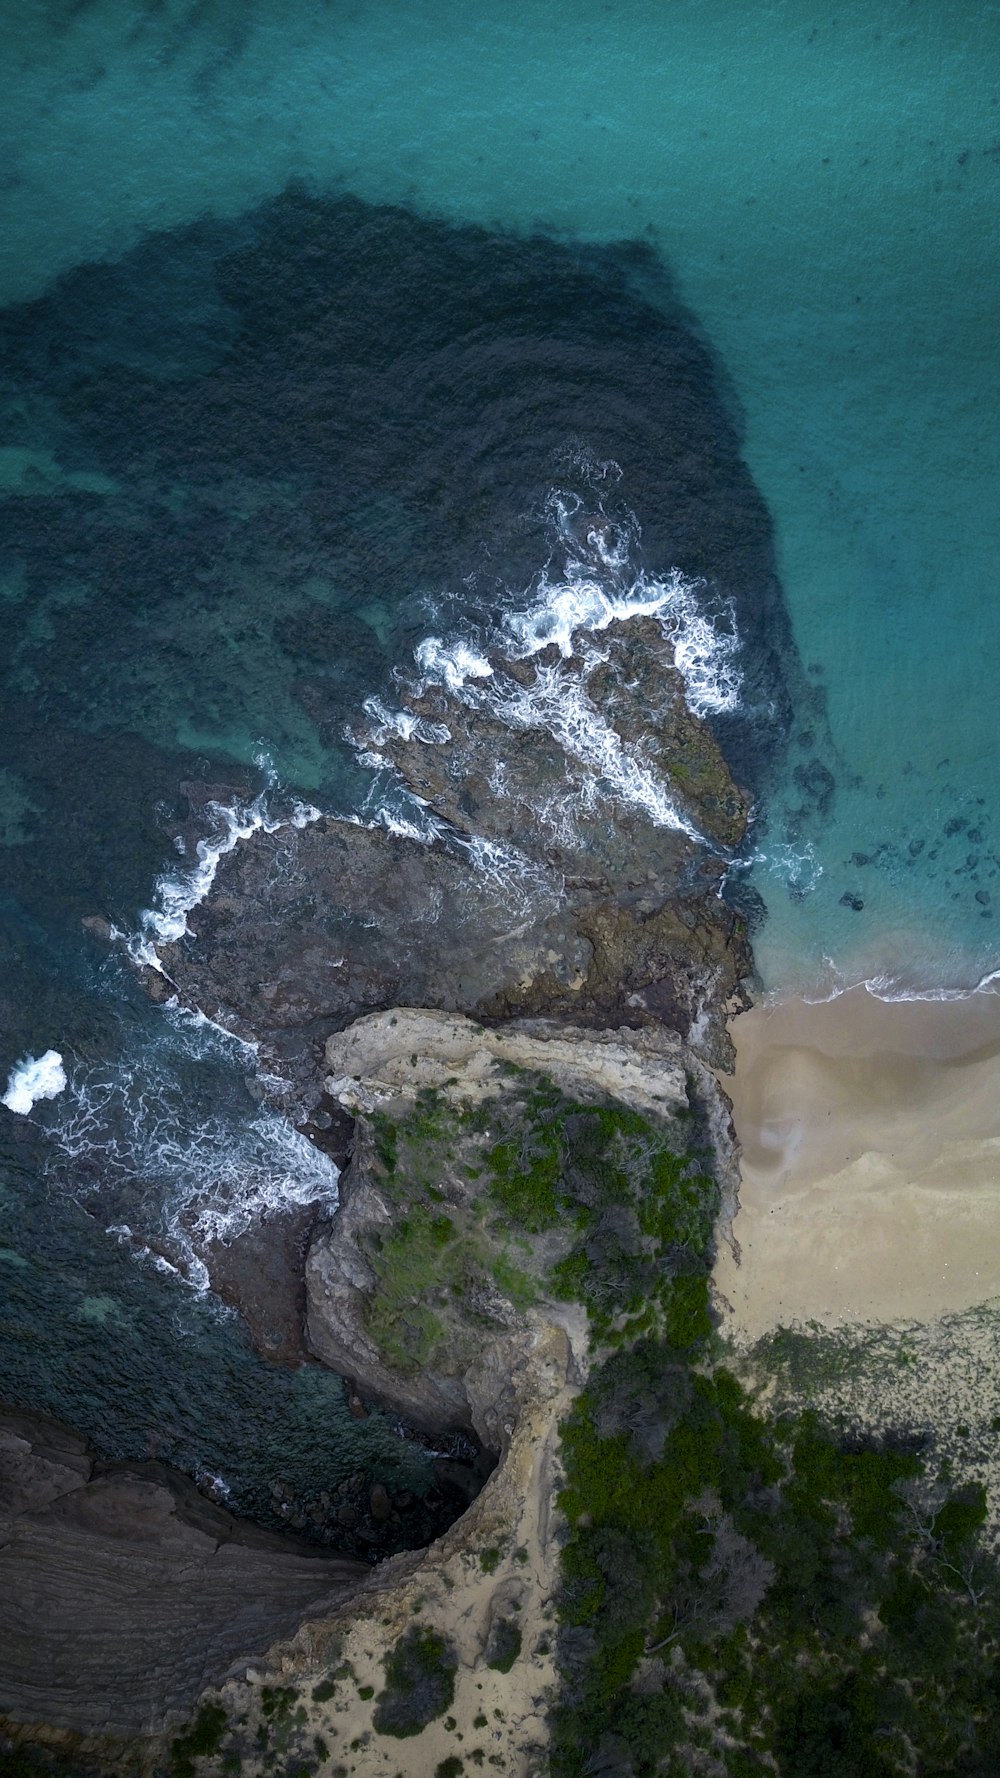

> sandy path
[221,1315,587,1778]
[713,985,1000,1335]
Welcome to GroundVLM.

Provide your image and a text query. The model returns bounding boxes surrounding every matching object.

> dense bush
[364,1072,1000,1774]
[373,1626,457,1739]
[545,1119,1000,1777]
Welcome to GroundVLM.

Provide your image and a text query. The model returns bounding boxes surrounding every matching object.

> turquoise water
[4,0,997,992]
[0,0,997,1508]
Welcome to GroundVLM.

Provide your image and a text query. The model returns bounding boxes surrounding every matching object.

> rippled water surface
[1,0,996,1503]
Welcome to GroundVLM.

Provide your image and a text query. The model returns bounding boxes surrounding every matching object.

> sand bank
[713,985,1000,1336]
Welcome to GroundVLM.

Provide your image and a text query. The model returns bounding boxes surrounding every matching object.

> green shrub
[486,1620,522,1674]
[373,1627,458,1739]
[170,1700,228,1777]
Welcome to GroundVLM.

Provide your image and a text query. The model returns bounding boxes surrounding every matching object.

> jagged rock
[151,610,751,1084]
[154,815,748,1084]
[361,617,747,882]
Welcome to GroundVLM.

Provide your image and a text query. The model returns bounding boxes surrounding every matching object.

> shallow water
[1,0,996,1510]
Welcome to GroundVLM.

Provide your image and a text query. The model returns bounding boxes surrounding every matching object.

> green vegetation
[366,1081,716,1368]
[360,1067,1000,1773]
[169,1701,228,1777]
[485,1089,717,1346]
[259,1686,296,1722]
[485,1620,522,1674]
[373,1626,458,1739]
[550,1217,1000,1774]
[364,1091,541,1372]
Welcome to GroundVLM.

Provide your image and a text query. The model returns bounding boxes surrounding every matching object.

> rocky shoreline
[0,603,754,1775]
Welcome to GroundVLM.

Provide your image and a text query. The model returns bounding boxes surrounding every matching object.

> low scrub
[373,1626,457,1739]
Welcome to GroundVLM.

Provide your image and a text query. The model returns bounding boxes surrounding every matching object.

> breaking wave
[2,1049,67,1116]
[47,1004,338,1289]
[360,479,742,860]
[133,750,320,971]
[28,757,337,1285]
[415,487,742,721]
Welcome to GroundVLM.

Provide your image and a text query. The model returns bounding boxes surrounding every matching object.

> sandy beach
[713,984,1000,1337]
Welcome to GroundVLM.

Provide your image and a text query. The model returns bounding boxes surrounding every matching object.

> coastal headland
[4,564,1000,1775]
[1,594,751,1773]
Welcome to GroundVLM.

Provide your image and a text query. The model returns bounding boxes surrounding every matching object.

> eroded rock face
[321,1007,692,1119]
[0,1411,367,1737]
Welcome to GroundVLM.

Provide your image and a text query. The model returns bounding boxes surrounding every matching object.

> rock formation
[305,1008,739,1450]
[0,602,755,1772]
[154,615,751,1096]
[0,1410,365,1740]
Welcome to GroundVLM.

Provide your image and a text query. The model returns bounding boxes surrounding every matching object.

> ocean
[1,0,997,1518]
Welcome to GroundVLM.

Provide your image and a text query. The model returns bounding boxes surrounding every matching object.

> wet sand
[713,985,1000,1335]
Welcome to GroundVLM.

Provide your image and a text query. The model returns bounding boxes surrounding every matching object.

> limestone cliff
[305,1008,738,1445]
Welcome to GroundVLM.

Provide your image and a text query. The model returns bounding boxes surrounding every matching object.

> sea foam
[49,1006,339,1286]
[134,754,320,971]
[398,483,742,857]
[2,1049,67,1116]
[414,489,741,721]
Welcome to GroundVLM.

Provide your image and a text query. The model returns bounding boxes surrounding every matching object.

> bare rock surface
[361,617,747,879]
[152,614,752,1084]
[0,1410,366,1736]
[322,1007,692,1118]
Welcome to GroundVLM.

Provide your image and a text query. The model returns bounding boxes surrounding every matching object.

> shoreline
[714,981,1000,1336]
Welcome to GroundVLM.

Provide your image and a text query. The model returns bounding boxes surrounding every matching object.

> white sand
[713,985,1000,1336]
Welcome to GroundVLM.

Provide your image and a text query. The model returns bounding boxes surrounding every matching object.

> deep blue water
[0,1,996,1514]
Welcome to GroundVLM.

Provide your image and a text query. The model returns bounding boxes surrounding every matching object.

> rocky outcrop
[52,599,756,1768]
[321,1007,694,1119]
[154,616,751,1085]
[304,1009,740,1447]
[305,1111,581,1448]
[359,616,747,872]
[0,1410,366,1737]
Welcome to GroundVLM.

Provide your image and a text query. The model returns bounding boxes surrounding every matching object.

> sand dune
[713,985,1000,1335]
